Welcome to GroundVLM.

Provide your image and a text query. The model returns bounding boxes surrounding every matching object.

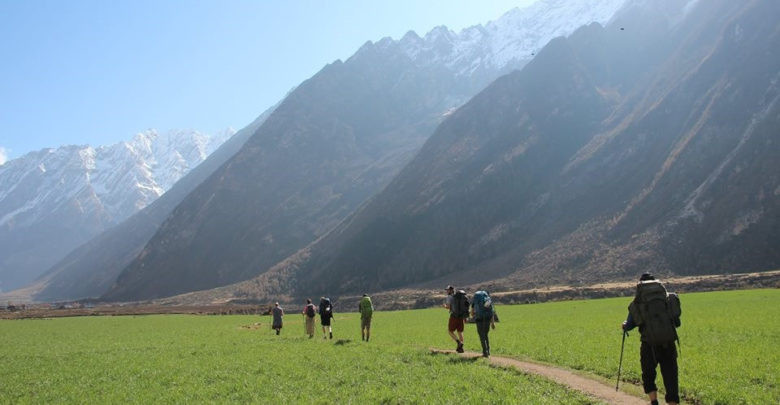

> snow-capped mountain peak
[0,128,234,228]
[391,0,627,76]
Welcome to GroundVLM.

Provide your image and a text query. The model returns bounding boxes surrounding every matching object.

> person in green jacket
[358,294,374,342]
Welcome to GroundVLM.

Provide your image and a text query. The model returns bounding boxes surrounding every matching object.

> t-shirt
[446,295,454,316]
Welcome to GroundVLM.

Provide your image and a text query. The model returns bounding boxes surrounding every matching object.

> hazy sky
[0,0,538,162]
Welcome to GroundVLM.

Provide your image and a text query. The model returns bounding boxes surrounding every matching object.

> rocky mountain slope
[0,129,233,292]
[207,0,778,303]
[26,109,276,302]
[101,0,627,302]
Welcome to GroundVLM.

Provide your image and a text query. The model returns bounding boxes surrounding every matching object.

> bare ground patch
[431,348,646,405]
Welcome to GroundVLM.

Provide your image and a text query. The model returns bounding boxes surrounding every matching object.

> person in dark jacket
[319,297,334,339]
[271,302,284,335]
[471,290,496,358]
[622,273,679,405]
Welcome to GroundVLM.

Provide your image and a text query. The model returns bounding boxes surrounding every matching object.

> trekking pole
[616,330,627,391]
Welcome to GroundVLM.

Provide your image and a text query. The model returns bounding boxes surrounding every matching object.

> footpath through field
[430,349,645,405]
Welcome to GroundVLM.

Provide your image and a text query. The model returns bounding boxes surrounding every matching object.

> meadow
[0,289,776,404]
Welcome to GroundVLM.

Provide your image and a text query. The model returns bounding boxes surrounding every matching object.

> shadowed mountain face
[0,129,233,293]
[28,110,272,302]
[102,41,524,302]
[220,0,778,301]
[25,0,628,303]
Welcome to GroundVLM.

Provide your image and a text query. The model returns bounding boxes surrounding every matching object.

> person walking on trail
[358,294,374,342]
[622,273,681,405]
[444,285,468,353]
[302,298,317,338]
[271,302,284,335]
[471,290,496,358]
[319,297,334,339]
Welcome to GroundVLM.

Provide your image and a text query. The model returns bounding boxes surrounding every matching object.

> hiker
[271,302,284,335]
[302,298,316,338]
[443,285,468,353]
[471,290,496,358]
[621,273,681,405]
[319,297,334,339]
[358,293,374,342]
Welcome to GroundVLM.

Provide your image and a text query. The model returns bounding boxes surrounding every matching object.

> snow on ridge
[0,128,234,227]
[393,0,628,76]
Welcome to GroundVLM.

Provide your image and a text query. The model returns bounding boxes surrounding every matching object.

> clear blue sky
[0,0,536,163]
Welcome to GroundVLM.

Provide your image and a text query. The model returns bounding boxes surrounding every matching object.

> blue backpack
[472,290,493,320]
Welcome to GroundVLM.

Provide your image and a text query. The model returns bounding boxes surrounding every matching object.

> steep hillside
[25,107,275,302]
[0,129,232,292]
[102,0,627,302]
[217,0,778,302]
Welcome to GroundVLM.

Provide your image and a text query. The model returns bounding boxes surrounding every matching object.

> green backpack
[628,280,681,345]
[359,297,373,318]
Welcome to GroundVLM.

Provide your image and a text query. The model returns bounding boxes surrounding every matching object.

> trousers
[640,340,679,403]
[475,318,491,356]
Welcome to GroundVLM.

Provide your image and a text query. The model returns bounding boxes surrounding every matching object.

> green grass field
[1,289,777,404]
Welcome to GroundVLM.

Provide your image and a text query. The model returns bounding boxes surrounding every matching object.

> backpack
[305,304,316,318]
[628,280,681,345]
[452,290,470,319]
[472,290,493,320]
[359,297,373,318]
[320,298,333,317]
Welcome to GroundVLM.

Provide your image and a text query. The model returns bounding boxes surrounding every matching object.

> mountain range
[6,0,777,306]
[172,0,779,304]
[99,0,628,302]
[0,129,233,292]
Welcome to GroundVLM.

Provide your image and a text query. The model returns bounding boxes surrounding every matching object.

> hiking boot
[456,342,464,353]
[329,332,333,339]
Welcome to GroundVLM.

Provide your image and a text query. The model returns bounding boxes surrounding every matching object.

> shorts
[361,316,372,329]
[320,315,331,326]
[448,316,464,332]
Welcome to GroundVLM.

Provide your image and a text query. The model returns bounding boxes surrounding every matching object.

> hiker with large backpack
[302,298,316,338]
[621,273,681,405]
[271,302,284,335]
[358,293,374,342]
[444,285,468,353]
[319,297,334,339]
[471,290,496,358]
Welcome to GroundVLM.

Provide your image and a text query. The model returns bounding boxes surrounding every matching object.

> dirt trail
[430,349,646,405]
